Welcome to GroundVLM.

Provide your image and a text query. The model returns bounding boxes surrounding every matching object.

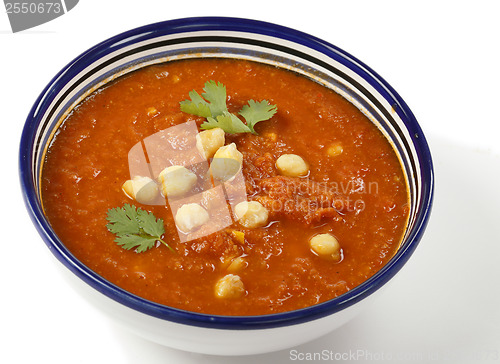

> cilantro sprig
[106,204,173,253]
[180,80,277,135]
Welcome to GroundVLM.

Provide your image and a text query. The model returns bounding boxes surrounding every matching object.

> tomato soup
[41,58,409,315]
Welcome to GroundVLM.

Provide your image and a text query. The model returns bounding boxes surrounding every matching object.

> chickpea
[215,274,245,299]
[234,200,269,229]
[309,233,341,260]
[146,106,158,117]
[158,165,197,198]
[122,176,159,205]
[327,143,343,157]
[276,154,309,177]
[174,203,209,233]
[196,127,225,159]
[263,132,277,141]
[210,143,243,181]
[227,256,247,273]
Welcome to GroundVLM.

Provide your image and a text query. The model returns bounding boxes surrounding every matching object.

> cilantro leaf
[179,80,227,118]
[136,208,165,238]
[179,90,212,117]
[201,80,227,116]
[201,111,252,134]
[115,235,158,253]
[239,100,278,134]
[106,204,173,253]
[180,81,277,135]
[105,204,141,235]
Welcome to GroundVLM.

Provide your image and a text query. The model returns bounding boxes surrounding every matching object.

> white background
[2,1,499,363]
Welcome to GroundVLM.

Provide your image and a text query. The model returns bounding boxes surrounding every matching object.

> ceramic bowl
[19,17,434,355]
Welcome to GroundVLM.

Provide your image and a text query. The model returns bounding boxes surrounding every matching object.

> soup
[41,58,409,316]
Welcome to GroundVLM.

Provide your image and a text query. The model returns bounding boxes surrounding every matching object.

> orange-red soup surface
[42,59,409,315]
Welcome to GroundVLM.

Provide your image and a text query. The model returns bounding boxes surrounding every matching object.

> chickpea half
[174,203,209,233]
[215,274,245,299]
[122,176,159,205]
[210,143,243,181]
[276,154,309,177]
[158,165,197,198]
[234,200,269,229]
[309,233,342,261]
[196,127,225,159]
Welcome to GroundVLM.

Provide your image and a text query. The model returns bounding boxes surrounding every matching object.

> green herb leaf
[179,80,227,118]
[136,208,165,238]
[115,234,158,253]
[180,80,277,135]
[106,204,173,253]
[201,80,228,116]
[105,204,141,235]
[201,111,252,134]
[239,100,278,134]
[179,90,212,117]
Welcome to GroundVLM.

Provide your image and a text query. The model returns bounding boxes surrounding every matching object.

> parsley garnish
[180,80,277,135]
[106,204,173,253]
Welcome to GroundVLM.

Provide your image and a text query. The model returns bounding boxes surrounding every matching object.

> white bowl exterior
[59,261,378,355]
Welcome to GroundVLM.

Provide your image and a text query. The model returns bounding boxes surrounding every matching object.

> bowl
[19,17,434,355]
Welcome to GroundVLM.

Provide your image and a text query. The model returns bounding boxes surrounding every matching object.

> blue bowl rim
[19,16,434,330]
